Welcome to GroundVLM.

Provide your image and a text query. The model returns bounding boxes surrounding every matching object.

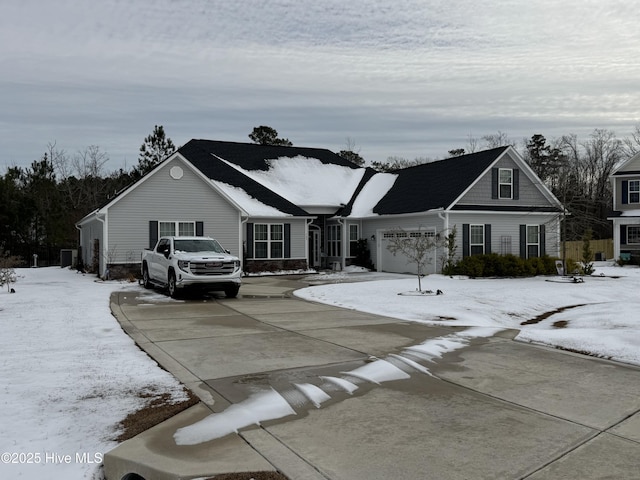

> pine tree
[133,125,175,178]
[248,126,292,146]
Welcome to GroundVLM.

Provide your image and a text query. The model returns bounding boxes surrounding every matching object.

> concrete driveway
[105,275,640,480]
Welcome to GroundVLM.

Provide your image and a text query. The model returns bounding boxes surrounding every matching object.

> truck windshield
[174,239,226,253]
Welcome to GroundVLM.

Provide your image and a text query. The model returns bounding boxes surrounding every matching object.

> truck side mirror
[163,248,170,258]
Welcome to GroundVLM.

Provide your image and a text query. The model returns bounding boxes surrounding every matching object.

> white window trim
[628,225,640,244]
[629,180,640,204]
[254,223,284,259]
[158,221,195,237]
[327,224,342,258]
[498,168,513,200]
[526,224,540,258]
[470,224,485,255]
[348,224,359,257]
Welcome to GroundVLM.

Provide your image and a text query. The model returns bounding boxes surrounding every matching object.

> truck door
[152,238,170,283]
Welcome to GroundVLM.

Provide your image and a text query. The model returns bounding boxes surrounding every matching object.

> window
[327,224,341,257]
[178,222,195,236]
[628,226,640,244]
[470,225,485,255]
[159,222,175,237]
[499,169,513,199]
[254,224,283,259]
[526,225,540,258]
[155,238,169,254]
[629,181,640,204]
[348,224,359,257]
[159,221,195,237]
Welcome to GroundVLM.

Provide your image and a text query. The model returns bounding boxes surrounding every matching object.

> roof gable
[612,152,640,175]
[372,147,509,215]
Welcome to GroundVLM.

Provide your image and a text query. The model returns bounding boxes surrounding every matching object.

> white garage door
[379,229,437,274]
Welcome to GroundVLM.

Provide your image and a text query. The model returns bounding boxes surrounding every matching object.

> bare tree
[556,129,622,239]
[385,227,441,291]
[338,137,365,166]
[622,123,640,157]
[466,134,479,153]
[482,130,516,149]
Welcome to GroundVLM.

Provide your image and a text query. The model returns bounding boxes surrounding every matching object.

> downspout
[75,223,82,270]
[240,215,248,273]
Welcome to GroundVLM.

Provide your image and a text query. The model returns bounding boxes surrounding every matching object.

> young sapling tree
[0,249,20,292]
[580,229,595,276]
[385,227,441,292]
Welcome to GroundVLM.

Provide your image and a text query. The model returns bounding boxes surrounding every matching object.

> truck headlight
[178,260,190,273]
[234,260,241,270]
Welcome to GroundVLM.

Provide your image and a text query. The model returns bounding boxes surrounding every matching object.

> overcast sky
[1,0,639,172]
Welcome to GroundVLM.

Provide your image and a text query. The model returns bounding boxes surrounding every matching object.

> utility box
[60,249,78,268]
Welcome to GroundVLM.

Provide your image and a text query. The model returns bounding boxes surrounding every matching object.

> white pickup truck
[141,236,242,298]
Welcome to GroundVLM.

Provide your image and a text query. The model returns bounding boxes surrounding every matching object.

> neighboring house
[76,140,564,278]
[609,152,640,261]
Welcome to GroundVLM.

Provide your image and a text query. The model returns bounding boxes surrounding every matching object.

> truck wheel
[168,271,180,299]
[142,265,152,289]
[224,285,240,298]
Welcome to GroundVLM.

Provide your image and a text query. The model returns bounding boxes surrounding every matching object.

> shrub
[454,254,557,278]
[352,239,374,269]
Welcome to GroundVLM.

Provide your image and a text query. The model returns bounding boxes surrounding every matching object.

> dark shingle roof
[373,147,509,215]
[182,139,360,171]
[178,139,360,216]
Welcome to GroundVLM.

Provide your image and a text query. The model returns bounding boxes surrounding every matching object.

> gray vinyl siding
[459,153,550,206]
[449,213,561,259]
[245,217,307,259]
[613,175,640,211]
[107,158,241,263]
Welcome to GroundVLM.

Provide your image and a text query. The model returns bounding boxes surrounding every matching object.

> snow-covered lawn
[295,262,640,366]
[0,267,190,480]
[1,263,639,478]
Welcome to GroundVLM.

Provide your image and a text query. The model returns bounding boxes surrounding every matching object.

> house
[76,140,564,278]
[609,152,640,261]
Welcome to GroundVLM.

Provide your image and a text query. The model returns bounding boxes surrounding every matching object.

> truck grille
[189,261,236,275]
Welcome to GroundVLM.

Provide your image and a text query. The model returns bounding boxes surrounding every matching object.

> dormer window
[629,180,639,204]
[499,169,513,199]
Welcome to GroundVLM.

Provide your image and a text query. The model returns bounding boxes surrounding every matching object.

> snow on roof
[620,209,640,217]
[220,156,366,207]
[347,172,398,218]
[211,180,292,217]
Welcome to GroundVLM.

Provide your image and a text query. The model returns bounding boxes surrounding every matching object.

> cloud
[1,0,640,170]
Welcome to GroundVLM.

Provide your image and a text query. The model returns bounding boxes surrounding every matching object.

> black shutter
[540,224,546,256]
[462,224,470,257]
[246,223,254,258]
[622,181,628,205]
[149,221,158,249]
[491,168,498,199]
[513,169,520,200]
[284,223,291,258]
[484,224,491,254]
[519,224,526,258]
[621,225,627,245]
[196,221,204,236]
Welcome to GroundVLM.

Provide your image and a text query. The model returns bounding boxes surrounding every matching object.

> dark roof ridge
[391,146,510,173]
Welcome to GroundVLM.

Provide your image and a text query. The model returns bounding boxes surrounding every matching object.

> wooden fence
[560,239,613,261]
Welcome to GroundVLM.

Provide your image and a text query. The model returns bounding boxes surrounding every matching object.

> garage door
[379,229,437,274]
